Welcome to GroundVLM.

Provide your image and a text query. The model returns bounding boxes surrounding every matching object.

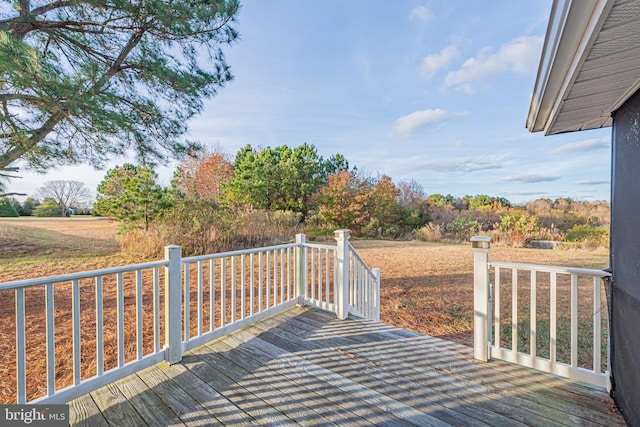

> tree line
[89,143,431,255]
[1,142,610,254]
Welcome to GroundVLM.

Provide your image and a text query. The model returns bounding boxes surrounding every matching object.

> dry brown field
[0,218,609,403]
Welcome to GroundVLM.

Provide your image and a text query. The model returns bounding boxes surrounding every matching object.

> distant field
[0,218,609,402]
[0,217,127,282]
[0,217,609,340]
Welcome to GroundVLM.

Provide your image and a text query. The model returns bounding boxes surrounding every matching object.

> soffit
[527,0,640,135]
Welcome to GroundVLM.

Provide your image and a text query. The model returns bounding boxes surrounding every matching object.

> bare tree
[37,180,91,217]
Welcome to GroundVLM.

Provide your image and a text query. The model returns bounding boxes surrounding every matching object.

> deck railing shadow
[70,306,623,426]
[0,230,380,405]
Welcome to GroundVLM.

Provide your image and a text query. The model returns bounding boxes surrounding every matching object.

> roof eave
[526,0,615,135]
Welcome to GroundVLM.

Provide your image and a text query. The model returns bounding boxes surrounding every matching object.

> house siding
[611,87,640,427]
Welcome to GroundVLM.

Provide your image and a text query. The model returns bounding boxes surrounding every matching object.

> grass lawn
[0,218,609,403]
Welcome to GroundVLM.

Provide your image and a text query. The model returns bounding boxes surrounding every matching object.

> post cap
[470,236,491,249]
[334,229,351,240]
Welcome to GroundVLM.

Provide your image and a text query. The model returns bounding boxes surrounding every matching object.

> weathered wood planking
[263,310,615,425]
[69,306,626,426]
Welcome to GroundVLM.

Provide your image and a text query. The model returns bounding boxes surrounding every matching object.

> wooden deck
[69,306,626,426]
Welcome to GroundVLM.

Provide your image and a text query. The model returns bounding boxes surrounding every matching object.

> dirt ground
[0,219,609,403]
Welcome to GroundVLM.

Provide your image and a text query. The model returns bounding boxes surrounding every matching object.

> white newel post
[471,236,491,362]
[295,233,307,305]
[335,229,351,320]
[164,245,183,364]
[372,267,381,322]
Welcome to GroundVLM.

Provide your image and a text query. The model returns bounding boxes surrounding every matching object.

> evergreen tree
[225,143,347,217]
[0,1,239,170]
[94,164,170,230]
[0,198,19,217]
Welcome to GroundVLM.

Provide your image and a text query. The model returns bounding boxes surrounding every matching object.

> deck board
[69,306,626,426]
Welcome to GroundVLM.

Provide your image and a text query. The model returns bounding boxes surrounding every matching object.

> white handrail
[489,260,611,277]
[0,260,168,291]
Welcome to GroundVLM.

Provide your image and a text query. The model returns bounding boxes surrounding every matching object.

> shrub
[0,198,19,217]
[120,204,302,258]
[566,224,609,248]
[415,223,443,242]
[33,199,62,217]
[447,214,481,240]
[499,211,542,245]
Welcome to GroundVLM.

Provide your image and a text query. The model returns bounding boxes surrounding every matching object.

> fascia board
[527,0,572,132]
[527,0,614,135]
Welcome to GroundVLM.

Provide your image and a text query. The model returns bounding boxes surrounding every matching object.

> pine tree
[0,1,240,170]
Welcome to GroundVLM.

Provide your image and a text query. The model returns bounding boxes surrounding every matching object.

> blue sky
[11,0,612,203]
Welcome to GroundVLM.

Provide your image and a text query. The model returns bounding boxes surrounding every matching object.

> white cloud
[409,5,432,22]
[420,44,459,78]
[391,108,464,137]
[501,191,548,196]
[573,180,609,185]
[412,157,503,173]
[445,35,543,94]
[551,138,609,155]
[500,174,560,183]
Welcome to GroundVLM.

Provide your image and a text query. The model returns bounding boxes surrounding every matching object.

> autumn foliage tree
[315,173,428,238]
[315,171,363,230]
[174,149,234,204]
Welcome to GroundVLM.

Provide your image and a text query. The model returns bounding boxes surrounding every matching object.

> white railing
[303,241,338,313]
[0,229,379,404]
[178,242,301,356]
[348,245,381,321]
[1,260,170,405]
[471,236,611,390]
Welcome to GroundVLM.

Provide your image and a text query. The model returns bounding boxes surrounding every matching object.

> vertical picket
[96,277,104,376]
[231,256,237,323]
[220,257,226,328]
[183,263,190,342]
[530,270,537,359]
[136,270,143,360]
[117,273,125,368]
[259,252,264,312]
[266,252,271,308]
[250,253,255,316]
[16,288,26,404]
[550,272,557,365]
[512,269,518,354]
[287,247,291,300]
[325,249,330,304]
[494,267,501,349]
[45,283,55,396]
[197,261,203,336]
[210,259,216,331]
[273,250,278,306]
[571,274,578,368]
[593,276,602,374]
[241,254,246,320]
[280,248,285,303]
[153,267,160,354]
